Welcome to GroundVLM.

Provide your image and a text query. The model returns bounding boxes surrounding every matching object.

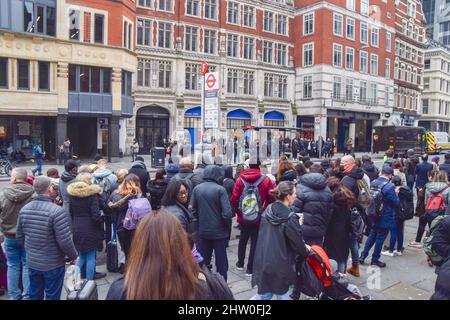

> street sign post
[203,71,219,130]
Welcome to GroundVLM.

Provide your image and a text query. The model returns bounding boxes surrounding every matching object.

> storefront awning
[227,109,251,119]
[185,106,201,117]
[264,111,285,120]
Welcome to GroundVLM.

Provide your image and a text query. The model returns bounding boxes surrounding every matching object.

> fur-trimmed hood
[67,182,101,198]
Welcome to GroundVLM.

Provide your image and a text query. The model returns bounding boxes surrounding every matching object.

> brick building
[391,0,425,127]
[0,0,137,161]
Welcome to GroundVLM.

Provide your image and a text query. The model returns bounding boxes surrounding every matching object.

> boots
[346,263,360,277]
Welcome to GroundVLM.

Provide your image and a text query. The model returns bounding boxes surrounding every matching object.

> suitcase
[66,280,98,300]
[106,222,119,272]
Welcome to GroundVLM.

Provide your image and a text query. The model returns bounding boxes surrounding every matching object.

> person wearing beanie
[166,162,180,182]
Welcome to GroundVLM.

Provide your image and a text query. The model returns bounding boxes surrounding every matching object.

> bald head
[11,168,28,184]
[341,155,356,167]
[179,157,193,168]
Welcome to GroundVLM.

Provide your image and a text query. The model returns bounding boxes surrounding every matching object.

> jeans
[3,237,30,300]
[350,233,360,264]
[76,250,96,280]
[406,176,415,192]
[254,291,291,300]
[33,159,43,175]
[28,265,65,300]
[388,220,405,252]
[237,224,259,273]
[198,238,228,282]
[387,224,398,253]
[361,226,389,263]
[415,216,429,243]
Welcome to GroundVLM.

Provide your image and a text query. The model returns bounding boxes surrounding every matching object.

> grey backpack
[239,175,266,225]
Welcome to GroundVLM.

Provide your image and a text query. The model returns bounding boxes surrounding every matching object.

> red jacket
[230,168,276,226]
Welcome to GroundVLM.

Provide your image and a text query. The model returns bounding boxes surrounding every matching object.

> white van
[426,131,450,154]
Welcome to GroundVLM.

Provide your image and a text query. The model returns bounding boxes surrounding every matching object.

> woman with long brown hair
[276,160,297,184]
[106,210,233,300]
[108,173,142,260]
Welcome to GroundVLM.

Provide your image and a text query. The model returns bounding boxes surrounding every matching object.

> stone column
[108,116,121,162]
[56,115,67,164]
[112,68,122,114]
[57,62,69,113]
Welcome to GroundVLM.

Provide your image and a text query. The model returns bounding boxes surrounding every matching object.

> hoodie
[189,166,234,240]
[362,161,380,181]
[0,182,35,236]
[341,167,365,200]
[230,168,276,226]
[292,173,333,245]
[128,161,149,195]
[425,182,450,212]
[59,171,77,213]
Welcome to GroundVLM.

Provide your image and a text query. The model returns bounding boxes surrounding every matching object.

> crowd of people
[0,148,450,300]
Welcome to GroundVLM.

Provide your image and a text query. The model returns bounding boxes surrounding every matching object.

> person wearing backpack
[108,174,142,261]
[92,159,118,208]
[362,155,380,182]
[31,143,45,176]
[67,172,105,281]
[251,181,309,300]
[230,161,275,277]
[359,166,399,268]
[106,211,234,300]
[190,166,234,281]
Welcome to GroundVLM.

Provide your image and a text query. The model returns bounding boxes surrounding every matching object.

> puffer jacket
[59,171,77,214]
[230,168,275,226]
[425,182,450,213]
[431,257,450,300]
[190,166,234,240]
[341,166,365,200]
[147,179,168,209]
[0,182,34,237]
[431,215,450,262]
[278,169,297,183]
[67,182,103,254]
[362,161,379,181]
[16,196,78,272]
[292,173,333,245]
[252,201,309,295]
[128,161,149,195]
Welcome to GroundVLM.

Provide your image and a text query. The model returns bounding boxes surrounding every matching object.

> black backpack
[200,265,234,300]
[396,187,414,221]
[350,207,365,238]
[366,181,389,220]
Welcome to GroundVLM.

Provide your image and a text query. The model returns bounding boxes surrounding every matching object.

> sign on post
[203,71,220,129]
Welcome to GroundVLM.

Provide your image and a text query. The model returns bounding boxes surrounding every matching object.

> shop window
[17,59,29,90]
[0,58,7,88]
[38,62,49,91]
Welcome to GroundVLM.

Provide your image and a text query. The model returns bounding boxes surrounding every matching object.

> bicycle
[0,157,16,177]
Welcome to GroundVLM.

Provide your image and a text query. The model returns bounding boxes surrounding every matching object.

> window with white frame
[158,61,172,88]
[277,44,287,66]
[69,9,80,41]
[159,0,173,11]
[385,59,390,79]
[243,37,254,60]
[204,29,216,54]
[360,51,368,73]
[407,1,416,17]
[227,34,239,57]
[264,11,274,32]
[346,79,353,101]
[385,86,389,106]
[205,0,217,20]
[303,12,314,36]
[334,13,343,36]
[185,63,199,90]
[346,47,354,69]
[386,32,391,52]
[360,23,368,44]
[394,62,398,80]
[371,28,379,47]
[227,68,238,94]
[263,41,274,63]
[243,71,255,95]
[370,83,377,104]
[158,22,172,48]
[277,15,288,35]
[346,18,355,40]
[303,75,312,98]
[333,44,342,67]
[422,98,429,114]
[303,42,313,67]
[264,74,274,97]
[138,0,152,8]
[411,69,416,84]
[346,0,355,11]
[278,76,288,99]
[186,0,200,16]
[184,26,198,51]
[360,81,367,102]
[333,77,342,99]
[227,1,239,24]
[137,59,172,89]
[243,5,255,27]
[137,19,151,46]
[361,0,369,16]
[370,54,378,75]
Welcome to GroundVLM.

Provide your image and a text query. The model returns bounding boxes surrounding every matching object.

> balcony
[68,92,112,114]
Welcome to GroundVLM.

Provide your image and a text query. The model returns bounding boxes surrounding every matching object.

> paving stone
[229,280,253,295]
[412,279,436,293]
[382,282,431,300]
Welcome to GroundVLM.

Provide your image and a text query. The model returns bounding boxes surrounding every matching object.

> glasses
[178,191,188,197]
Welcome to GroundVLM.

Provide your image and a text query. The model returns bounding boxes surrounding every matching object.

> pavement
[0,153,442,300]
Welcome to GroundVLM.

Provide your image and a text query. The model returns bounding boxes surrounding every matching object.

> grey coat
[59,171,77,214]
[16,196,78,271]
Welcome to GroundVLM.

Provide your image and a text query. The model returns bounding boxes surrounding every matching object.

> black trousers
[415,215,430,243]
[117,228,135,261]
[237,224,259,273]
[198,238,229,282]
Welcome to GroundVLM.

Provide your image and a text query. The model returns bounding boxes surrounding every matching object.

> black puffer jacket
[147,179,168,209]
[431,257,450,300]
[67,182,103,254]
[341,167,365,200]
[129,161,149,196]
[292,173,333,245]
[252,201,309,295]
[362,161,379,182]
[431,215,450,261]
[278,169,297,183]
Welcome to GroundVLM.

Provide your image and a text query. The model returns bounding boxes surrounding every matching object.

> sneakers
[381,251,395,257]
[235,262,244,271]
[394,250,403,256]
[245,272,252,277]
[408,241,422,249]
[359,256,366,265]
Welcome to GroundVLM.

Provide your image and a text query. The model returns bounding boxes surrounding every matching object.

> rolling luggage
[106,222,119,272]
[67,280,98,300]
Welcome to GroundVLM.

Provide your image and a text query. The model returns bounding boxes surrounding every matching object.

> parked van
[426,131,450,154]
